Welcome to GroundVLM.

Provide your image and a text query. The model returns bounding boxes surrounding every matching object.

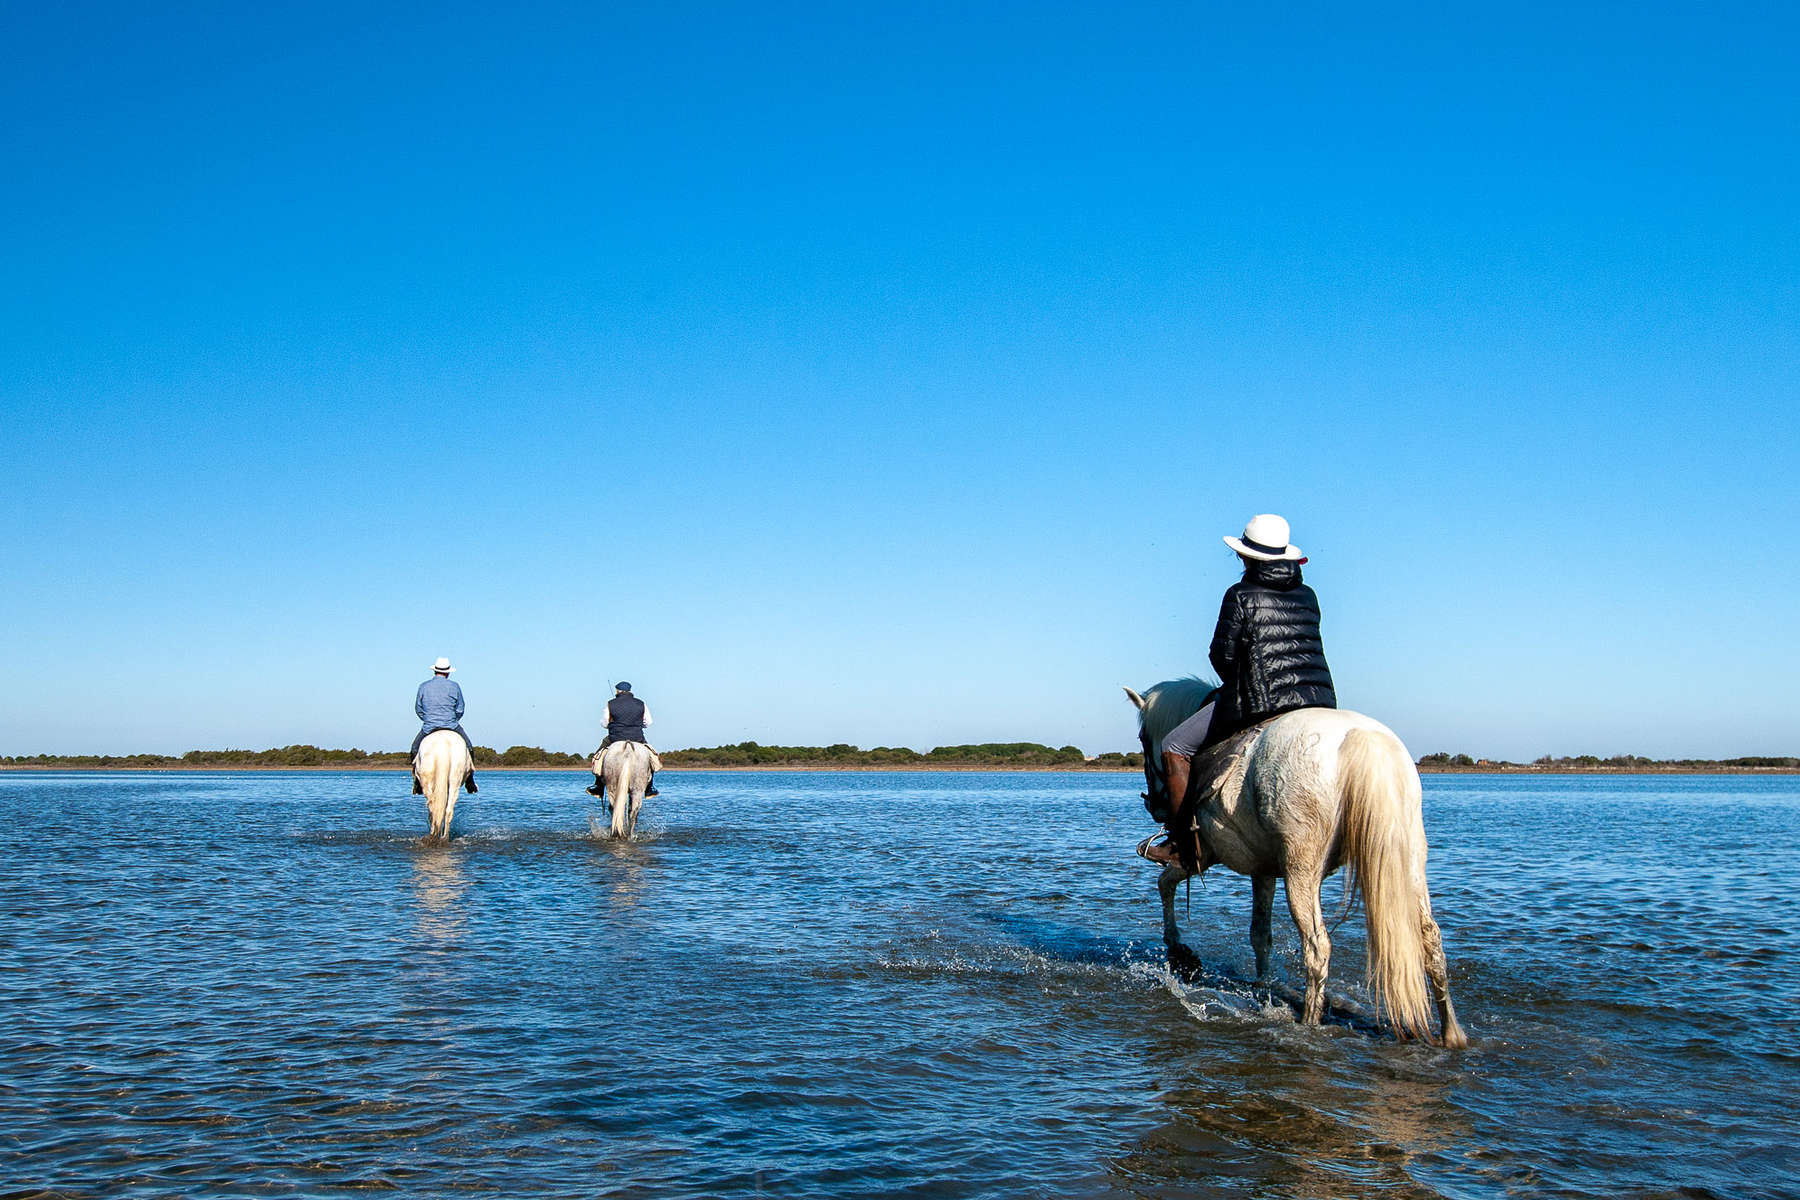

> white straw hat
[431,657,455,673]
[1223,514,1304,562]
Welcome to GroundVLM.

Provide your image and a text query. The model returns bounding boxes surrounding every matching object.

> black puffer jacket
[1207,559,1336,743]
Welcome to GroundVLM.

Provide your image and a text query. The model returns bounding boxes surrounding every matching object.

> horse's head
[1125,677,1218,822]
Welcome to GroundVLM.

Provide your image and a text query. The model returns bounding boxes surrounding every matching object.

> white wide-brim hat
[1223,514,1304,562]
[431,657,455,673]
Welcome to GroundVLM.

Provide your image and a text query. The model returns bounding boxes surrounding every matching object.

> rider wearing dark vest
[1156,515,1335,854]
[587,683,659,797]
[1207,558,1336,745]
[606,691,648,742]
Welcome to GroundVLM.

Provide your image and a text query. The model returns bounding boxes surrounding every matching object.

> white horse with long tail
[1128,678,1467,1047]
[415,729,472,845]
[593,741,659,839]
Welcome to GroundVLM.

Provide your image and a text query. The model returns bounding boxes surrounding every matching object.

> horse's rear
[417,729,471,844]
[1130,684,1467,1047]
[595,742,654,839]
[1248,710,1466,1047]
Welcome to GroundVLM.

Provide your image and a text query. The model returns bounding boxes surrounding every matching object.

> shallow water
[1,770,1796,1198]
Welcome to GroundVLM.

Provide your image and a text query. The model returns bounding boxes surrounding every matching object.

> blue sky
[4,2,1796,760]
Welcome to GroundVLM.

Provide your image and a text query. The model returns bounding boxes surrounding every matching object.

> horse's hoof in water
[1165,940,1203,978]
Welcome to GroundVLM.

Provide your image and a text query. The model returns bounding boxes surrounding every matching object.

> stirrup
[1137,834,1185,867]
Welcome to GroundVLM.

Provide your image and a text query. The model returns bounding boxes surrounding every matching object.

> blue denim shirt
[415,676,465,731]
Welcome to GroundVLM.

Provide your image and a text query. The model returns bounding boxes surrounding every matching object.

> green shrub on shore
[497,745,587,767]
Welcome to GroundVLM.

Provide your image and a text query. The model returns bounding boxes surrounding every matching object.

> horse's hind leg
[1285,870,1332,1025]
[1420,898,1468,1048]
[1251,874,1277,983]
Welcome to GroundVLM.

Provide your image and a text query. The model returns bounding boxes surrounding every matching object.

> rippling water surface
[2,770,1796,1198]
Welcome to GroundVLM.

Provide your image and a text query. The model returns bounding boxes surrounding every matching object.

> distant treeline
[0,744,587,769]
[1,742,1146,770]
[1418,752,1800,771]
[7,745,1793,772]
[660,741,1144,768]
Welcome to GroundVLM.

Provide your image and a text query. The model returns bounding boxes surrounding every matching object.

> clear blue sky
[4,2,1796,760]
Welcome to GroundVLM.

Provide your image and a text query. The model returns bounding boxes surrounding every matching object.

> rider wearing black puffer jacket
[1208,557,1336,743]
[1158,514,1337,824]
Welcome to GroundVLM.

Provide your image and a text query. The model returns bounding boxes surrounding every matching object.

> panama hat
[431,657,455,673]
[1223,514,1304,562]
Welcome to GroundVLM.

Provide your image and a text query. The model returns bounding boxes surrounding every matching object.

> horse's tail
[612,748,633,838]
[421,732,455,841]
[1338,726,1433,1040]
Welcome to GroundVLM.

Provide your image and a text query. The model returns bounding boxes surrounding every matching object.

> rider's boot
[1138,834,1183,867]
[1161,749,1198,870]
[645,775,659,798]
[411,770,423,796]
[464,770,478,794]
[1163,750,1192,820]
[586,778,604,797]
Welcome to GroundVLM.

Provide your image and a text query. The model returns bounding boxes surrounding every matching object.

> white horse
[1128,680,1467,1047]
[593,741,659,840]
[415,729,472,845]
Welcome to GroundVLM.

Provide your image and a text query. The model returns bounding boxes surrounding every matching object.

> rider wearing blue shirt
[411,657,477,794]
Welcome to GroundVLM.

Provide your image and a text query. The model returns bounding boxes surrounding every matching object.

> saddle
[1153,724,1258,873]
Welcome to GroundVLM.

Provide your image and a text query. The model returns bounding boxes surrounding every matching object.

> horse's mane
[1140,676,1220,752]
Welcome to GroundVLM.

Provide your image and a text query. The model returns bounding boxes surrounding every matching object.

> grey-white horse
[1129,679,1467,1047]
[415,728,472,845]
[592,741,659,840]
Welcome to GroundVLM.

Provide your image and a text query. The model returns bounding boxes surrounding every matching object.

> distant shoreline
[2,763,1796,776]
[0,763,1133,775]
[1415,765,1800,776]
[11,739,1791,776]
[0,763,1124,774]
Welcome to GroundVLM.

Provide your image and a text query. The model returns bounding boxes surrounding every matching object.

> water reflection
[1107,1021,1475,1198]
[409,847,468,946]
[586,837,651,913]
